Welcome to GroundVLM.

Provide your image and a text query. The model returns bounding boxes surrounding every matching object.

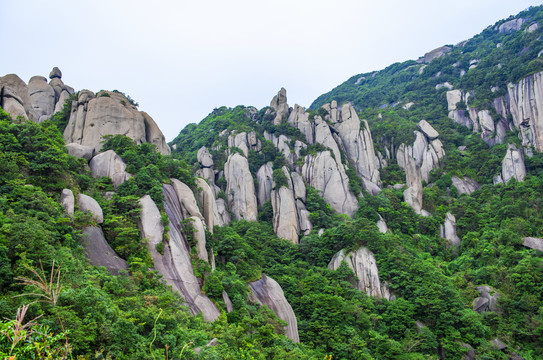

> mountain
[1,5,543,360]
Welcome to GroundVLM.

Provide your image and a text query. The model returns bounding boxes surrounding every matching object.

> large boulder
[473,285,500,313]
[287,104,314,143]
[89,150,131,189]
[451,176,480,195]
[170,178,204,220]
[63,90,170,155]
[60,189,75,218]
[397,144,424,214]
[522,237,543,252]
[269,88,289,125]
[197,146,214,168]
[328,247,391,300]
[28,76,55,121]
[440,212,461,248]
[0,74,37,121]
[249,274,299,342]
[81,226,128,275]
[195,178,224,231]
[77,194,103,223]
[224,153,258,221]
[501,144,526,183]
[271,184,300,243]
[256,162,274,206]
[66,143,95,161]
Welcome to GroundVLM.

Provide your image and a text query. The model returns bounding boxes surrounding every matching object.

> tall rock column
[224,153,258,221]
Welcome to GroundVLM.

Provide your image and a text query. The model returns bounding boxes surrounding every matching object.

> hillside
[1,6,543,360]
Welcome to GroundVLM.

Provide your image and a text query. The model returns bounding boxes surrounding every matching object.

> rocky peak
[49,67,62,79]
[269,87,289,125]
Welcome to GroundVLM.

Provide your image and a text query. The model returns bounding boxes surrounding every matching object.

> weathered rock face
[451,176,480,195]
[170,179,204,220]
[287,104,314,143]
[28,76,56,122]
[271,177,300,243]
[77,194,104,223]
[195,177,224,231]
[522,237,543,252]
[325,102,381,194]
[495,144,526,184]
[197,146,214,168]
[506,71,543,152]
[60,189,75,218]
[497,18,526,33]
[224,153,258,221]
[81,226,128,275]
[66,143,95,161]
[473,286,500,313]
[140,194,220,321]
[89,150,131,189]
[328,248,391,300]
[256,162,274,206]
[397,143,424,214]
[419,46,452,63]
[377,214,388,233]
[228,131,261,157]
[64,90,170,155]
[249,274,299,342]
[0,74,37,121]
[269,88,289,125]
[302,151,358,217]
[440,212,461,248]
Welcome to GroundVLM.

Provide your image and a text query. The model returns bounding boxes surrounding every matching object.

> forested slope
[1,5,542,360]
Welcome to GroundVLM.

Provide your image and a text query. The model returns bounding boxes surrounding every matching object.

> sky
[1,0,543,141]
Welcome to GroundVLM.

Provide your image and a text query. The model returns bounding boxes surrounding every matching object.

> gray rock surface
[89,150,131,189]
[224,153,258,221]
[60,189,75,218]
[269,88,289,125]
[197,146,214,168]
[377,215,388,233]
[77,194,103,223]
[249,274,299,342]
[171,178,204,220]
[256,162,274,206]
[473,285,500,313]
[287,104,314,143]
[419,46,452,63]
[215,198,231,225]
[397,144,424,214]
[522,237,543,252]
[271,177,300,243]
[417,120,440,140]
[0,74,37,121]
[501,144,526,183]
[301,151,358,217]
[328,248,391,300]
[64,90,170,155]
[498,18,526,33]
[81,226,128,275]
[28,76,55,121]
[49,67,62,79]
[189,216,209,262]
[326,102,381,194]
[195,177,224,231]
[451,176,480,195]
[440,212,461,248]
[142,193,220,322]
[66,142,95,161]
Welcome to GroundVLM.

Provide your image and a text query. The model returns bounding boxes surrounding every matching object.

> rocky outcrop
[256,162,274,206]
[440,212,461,248]
[224,153,258,221]
[0,74,37,121]
[522,237,543,252]
[328,248,391,300]
[497,18,526,33]
[28,76,55,122]
[324,102,381,194]
[302,151,358,217]
[271,169,299,243]
[66,143,95,161]
[494,144,526,184]
[81,226,128,275]
[418,46,452,63]
[473,286,500,313]
[64,90,170,155]
[197,146,214,168]
[287,104,314,143]
[60,189,75,218]
[170,179,204,220]
[451,176,480,195]
[195,147,220,196]
[377,215,388,233]
[195,178,224,231]
[249,274,299,342]
[397,144,424,214]
[140,194,220,321]
[89,150,131,189]
[269,88,289,125]
[77,194,103,223]
[228,131,261,157]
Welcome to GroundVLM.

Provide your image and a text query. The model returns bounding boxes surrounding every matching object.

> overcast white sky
[1,0,542,141]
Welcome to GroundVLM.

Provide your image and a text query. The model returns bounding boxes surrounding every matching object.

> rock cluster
[0,68,74,122]
[328,247,391,300]
[494,144,526,184]
[473,286,500,313]
[63,90,170,155]
[224,153,258,221]
[249,274,299,342]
